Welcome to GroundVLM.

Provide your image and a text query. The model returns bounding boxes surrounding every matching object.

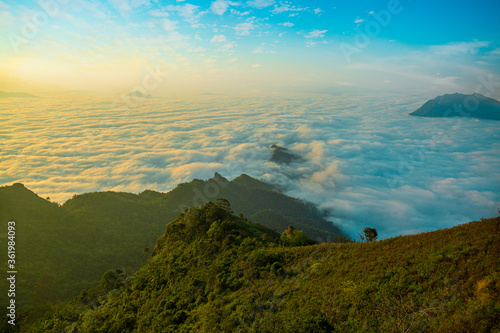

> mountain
[0,174,346,323]
[269,144,304,164]
[158,173,344,242]
[127,90,152,98]
[22,203,500,333]
[410,93,500,120]
[0,91,39,98]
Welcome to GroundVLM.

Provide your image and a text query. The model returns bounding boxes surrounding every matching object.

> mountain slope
[410,93,500,120]
[25,204,500,333]
[0,174,346,323]
[156,173,344,241]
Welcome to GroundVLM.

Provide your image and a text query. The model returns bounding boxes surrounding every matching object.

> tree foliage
[0,176,348,324]
[22,210,500,333]
[359,227,378,242]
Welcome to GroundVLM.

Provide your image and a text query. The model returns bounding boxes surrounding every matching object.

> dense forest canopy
[0,174,347,325]
[3,201,498,332]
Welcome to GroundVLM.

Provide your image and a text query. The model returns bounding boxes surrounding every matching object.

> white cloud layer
[1,93,499,239]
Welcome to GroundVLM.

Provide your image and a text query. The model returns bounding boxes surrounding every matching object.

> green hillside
[0,174,346,324]
[19,203,500,333]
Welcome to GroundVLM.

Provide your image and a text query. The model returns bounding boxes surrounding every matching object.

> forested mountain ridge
[0,174,346,324]
[19,202,500,333]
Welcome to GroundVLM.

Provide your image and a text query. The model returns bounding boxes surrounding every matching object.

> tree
[215,198,233,213]
[281,225,316,246]
[359,227,378,242]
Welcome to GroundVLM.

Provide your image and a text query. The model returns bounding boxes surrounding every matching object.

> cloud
[107,0,150,16]
[246,0,274,9]
[431,40,490,57]
[2,91,499,241]
[280,22,294,27]
[252,42,266,53]
[314,8,322,15]
[149,9,169,17]
[162,19,178,32]
[306,40,327,48]
[488,48,500,56]
[305,29,327,39]
[211,0,230,15]
[211,34,228,43]
[271,2,308,14]
[109,0,131,14]
[0,10,14,27]
[230,9,251,16]
[234,21,255,36]
[130,0,151,7]
[166,3,203,25]
[218,41,237,52]
[354,17,365,24]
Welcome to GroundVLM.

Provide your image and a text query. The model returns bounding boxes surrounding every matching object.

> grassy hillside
[0,174,346,324]
[21,203,500,333]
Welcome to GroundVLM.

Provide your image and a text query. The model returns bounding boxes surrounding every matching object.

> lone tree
[359,227,378,242]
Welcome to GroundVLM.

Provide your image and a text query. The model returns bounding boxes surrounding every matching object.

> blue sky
[1,0,500,95]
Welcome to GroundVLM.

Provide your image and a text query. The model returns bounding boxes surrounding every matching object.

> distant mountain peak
[212,172,230,185]
[269,144,304,164]
[127,90,151,98]
[231,173,276,192]
[213,172,226,180]
[410,93,500,120]
[0,91,39,98]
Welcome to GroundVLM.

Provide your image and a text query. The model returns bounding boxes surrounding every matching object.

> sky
[1,0,500,95]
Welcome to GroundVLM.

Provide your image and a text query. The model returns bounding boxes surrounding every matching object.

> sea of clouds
[1,92,499,239]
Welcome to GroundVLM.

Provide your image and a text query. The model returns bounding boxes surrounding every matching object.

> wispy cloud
[211,34,228,43]
[246,0,274,9]
[271,2,308,14]
[162,19,178,32]
[305,29,327,39]
[149,9,169,17]
[166,3,203,26]
[108,0,132,15]
[230,9,251,16]
[431,40,490,56]
[235,21,255,36]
